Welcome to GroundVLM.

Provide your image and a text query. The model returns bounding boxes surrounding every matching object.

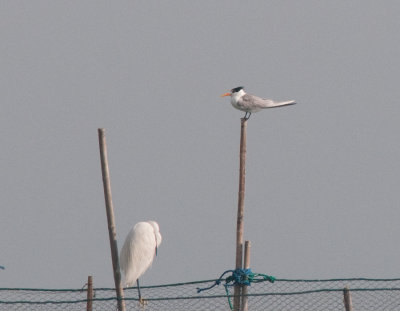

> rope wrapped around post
[197,269,275,309]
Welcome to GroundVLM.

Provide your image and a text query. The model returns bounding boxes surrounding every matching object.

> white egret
[120,221,162,302]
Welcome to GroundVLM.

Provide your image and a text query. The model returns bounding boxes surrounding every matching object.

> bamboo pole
[241,241,251,311]
[343,286,353,311]
[98,128,126,311]
[86,276,93,311]
[234,118,248,311]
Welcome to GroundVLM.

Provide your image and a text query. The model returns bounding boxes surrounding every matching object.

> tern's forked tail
[267,100,296,108]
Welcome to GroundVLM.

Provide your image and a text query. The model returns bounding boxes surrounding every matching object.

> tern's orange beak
[221,92,231,97]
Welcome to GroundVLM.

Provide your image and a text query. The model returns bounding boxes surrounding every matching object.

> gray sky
[1,1,400,288]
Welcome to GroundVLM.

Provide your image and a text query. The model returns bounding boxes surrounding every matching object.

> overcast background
[1,1,400,288]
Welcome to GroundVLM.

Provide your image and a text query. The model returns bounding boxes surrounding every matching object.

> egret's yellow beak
[221,92,231,97]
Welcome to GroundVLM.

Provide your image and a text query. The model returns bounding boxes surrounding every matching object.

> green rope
[247,272,276,284]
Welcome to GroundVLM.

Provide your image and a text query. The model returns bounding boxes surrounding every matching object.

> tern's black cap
[231,86,244,93]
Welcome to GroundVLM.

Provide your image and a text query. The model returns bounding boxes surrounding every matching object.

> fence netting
[1,277,400,310]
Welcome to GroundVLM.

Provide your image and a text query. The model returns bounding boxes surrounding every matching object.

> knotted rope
[197,269,275,309]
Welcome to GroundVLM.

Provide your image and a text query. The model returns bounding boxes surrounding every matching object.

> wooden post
[343,286,353,311]
[86,275,93,311]
[234,118,247,311]
[241,241,251,311]
[98,128,126,311]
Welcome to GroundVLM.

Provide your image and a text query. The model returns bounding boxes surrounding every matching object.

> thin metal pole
[98,128,126,311]
[343,286,353,311]
[241,241,251,311]
[86,275,93,311]
[234,118,247,311]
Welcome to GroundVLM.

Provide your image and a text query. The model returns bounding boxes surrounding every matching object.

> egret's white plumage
[120,221,162,287]
[221,86,296,119]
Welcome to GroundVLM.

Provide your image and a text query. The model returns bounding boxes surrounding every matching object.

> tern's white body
[231,89,295,113]
[120,221,162,287]
[222,87,296,119]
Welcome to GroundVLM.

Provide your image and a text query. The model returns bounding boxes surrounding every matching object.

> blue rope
[197,268,275,309]
[226,268,253,286]
[196,270,234,293]
[197,269,275,293]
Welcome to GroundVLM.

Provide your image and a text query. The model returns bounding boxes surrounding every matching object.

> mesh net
[1,278,400,310]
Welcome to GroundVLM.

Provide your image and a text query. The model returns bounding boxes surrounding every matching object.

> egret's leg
[137,279,142,301]
[137,279,147,305]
